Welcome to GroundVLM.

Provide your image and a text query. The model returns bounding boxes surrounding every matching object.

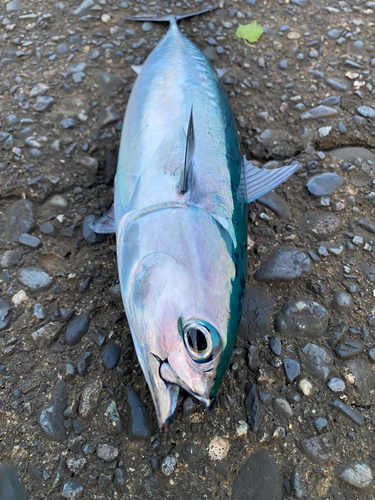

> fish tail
[123,5,217,24]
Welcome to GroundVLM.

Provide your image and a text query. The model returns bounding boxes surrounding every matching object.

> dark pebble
[113,468,126,493]
[257,191,290,220]
[275,298,329,338]
[62,478,84,499]
[282,358,300,382]
[245,383,260,432]
[127,386,152,440]
[39,380,67,441]
[314,417,328,432]
[329,400,364,426]
[254,246,311,283]
[299,343,333,381]
[306,173,343,196]
[0,298,11,331]
[332,291,353,311]
[247,345,260,370]
[18,233,41,249]
[269,336,281,356]
[335,339,364,358]
[39,222,57,236]
[66,313,91,345]
[299,433,334,462]
[102,342,122,369]
[0,463,27,500]
[76,351,92,376]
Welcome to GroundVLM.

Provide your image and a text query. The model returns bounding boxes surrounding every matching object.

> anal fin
[237,157,302,203]
[89,205,116,234]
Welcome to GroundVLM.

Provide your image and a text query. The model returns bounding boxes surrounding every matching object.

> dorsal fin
[181,106,195,194]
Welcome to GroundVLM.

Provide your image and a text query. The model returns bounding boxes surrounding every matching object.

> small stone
[306,173,343,196]
[0,298,11,331]
[208,436,230,461]
[342,359,375,406]
[30,83,49,97]
[74,0,94,15]
[257,191,290,220]
[66,456,87,475]
[39,222,57,237]
[97,443,119,462]
[62,363,76,381]
[300,433,334,462]
[34,96,55,112]
[298,378,313,396]
[274,397,293,418]
[98,106,121,128]
[0,463,27,500]
[291,466,307,499]
[60,118,75,129]
[314,417,328,432]
[18,233,41,249]
[126,385,152,440]
[327,378,346,392]
[6,0,22,12]
[329,400,364,426]
[39,380,67,441]
[245,384,260,432]
[113,468,126,493]
[62,478,84,499]
[102,342,122,369]
[18,267,52,292]
[283,358,300,382]
[66,313,91,345]
[269,336,281,356]
[339,463,374,489]
[12,290,27,306]
[335,339,364,358]
[142,21,153,32]
[79,379,102,418]
[82,215,107,244]
[332,291,353,311]
[32,322,63,349]
[247,345,260,370]
[104,400,122,433]
[276,298,329,338]
[357,106,375,118]
[1,250,20,268]
[76,351,92,377]
[231,448,282,500]
[299,343,333,381]
[161,455,177,476]
[300,105,338,120]
[255,246,311,283]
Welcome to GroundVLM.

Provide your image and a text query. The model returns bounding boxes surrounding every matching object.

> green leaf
[236,21,263,43]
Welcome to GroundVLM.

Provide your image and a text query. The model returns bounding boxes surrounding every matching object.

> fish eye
[183,321,213,362]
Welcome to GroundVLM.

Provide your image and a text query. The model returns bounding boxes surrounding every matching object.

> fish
[93,7,301,429]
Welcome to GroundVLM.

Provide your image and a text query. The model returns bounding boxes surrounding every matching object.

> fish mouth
[153,353,216,410]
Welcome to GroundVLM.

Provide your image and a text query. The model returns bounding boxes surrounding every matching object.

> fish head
[119,207,245,429]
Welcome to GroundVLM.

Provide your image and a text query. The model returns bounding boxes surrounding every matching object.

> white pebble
[101,13,111,22]
[12,290,28,306]
[208,436,229,461]
[298,378,313,396]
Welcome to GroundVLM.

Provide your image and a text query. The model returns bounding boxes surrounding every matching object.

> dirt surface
[1,0,375,499]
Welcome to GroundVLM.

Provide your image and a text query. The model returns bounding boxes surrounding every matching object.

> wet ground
[1,0,375,498]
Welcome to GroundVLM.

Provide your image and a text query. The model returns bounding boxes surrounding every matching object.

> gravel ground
[1,0,375,499]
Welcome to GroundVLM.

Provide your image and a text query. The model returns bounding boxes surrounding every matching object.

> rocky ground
[1,0,375,498]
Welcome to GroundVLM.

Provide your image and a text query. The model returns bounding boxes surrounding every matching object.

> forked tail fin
[124,5,217,23]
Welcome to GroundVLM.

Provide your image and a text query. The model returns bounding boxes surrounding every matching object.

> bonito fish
[93,7,301,429]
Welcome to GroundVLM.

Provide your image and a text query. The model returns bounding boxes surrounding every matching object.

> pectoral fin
[89,205,116,234]
[237,157,301,203]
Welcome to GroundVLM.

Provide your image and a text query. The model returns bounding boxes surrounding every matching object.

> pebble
[33,303,45,320]
[1,250,20,268]
[335,339,365,358]
[161,456,177,476]
[326,78,349,91]
[113,468,126,493]
[39,380,67,441]
[275,298,329,338]
[33,96,55,112]
[306,173,343,196]
[245,383,260,432]
[299,343,333,381]
[239,286,276,339]
[79,379,102,418]
[274,397,293,418]
[5,199,35,242]
[18,233,41,249]
[0,463,27,500]
[76,351,92,376]
[96,443,119,462]
[30,83,49,97]
[369,346,375,361]
[208,436,230,461]
[82,215,107,244]
[357,106,375,118]
[257,191,290,220]
[339,464,374,490]
[300,105,338,120]
[300,433,334,462]
[0,298,11,331]
[329,400,364,426]
[300,212,342,241]
[298,378,313,396]
[231,448,282,500]
[282,358,300,382]
[126,385,152,440]
[255,246,311,283]
[104,400,122,433]
[39,222,57,237]
[32,322,63,349]
[17,267,52,292]
[102,342,122,369]
[62,478,85,499]
[314,417,328,432]
[269,336,281,356]
[332,291,353,311]
[327,378,346,393]
[247,345,260,370]
[66,313,91,345]
[342,359,375,406]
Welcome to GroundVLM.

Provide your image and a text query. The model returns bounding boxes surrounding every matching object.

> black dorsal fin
[181,106,195,194]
